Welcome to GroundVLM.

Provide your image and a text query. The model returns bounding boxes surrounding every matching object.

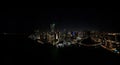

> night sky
[0,8,119,33]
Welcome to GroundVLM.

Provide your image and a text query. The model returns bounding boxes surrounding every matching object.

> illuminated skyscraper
[50,23,55,32]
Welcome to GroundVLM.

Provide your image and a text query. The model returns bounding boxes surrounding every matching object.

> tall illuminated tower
[50,23,55,32]
[50,16,57,32]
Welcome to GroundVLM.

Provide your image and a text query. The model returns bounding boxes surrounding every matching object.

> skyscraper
[50,23,55,32]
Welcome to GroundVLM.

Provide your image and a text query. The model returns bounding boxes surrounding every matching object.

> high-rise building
[50,23,55,32]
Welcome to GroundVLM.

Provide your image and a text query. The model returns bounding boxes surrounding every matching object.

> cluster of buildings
[28,24,120,54]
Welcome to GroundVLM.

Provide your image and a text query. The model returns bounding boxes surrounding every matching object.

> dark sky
[0,8,119,33]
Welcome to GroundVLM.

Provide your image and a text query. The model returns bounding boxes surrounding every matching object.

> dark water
[3,34,120,64]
